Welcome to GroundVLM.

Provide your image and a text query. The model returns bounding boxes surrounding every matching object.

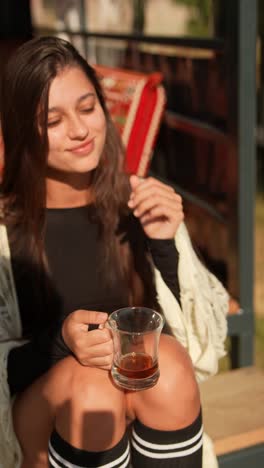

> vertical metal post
[238,0,256,314]
[237,0,257,366]
[223,0,256,367]
[79,0,88,58]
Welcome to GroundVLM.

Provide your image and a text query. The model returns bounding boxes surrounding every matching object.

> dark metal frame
[225,0,257,367]
[36,28,225,50]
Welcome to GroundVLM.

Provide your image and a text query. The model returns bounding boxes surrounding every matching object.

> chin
[73,154,101,173]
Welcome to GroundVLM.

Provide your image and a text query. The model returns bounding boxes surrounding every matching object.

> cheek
[95,113,107,148]
[101,122,107,146]
[95,109,107,135]
[48,129,64,154]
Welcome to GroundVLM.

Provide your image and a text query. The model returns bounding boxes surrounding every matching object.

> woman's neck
[46,170,93,208]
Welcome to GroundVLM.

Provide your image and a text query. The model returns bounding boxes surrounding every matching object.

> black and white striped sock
[131,409,203,467]
[48,429,131,468]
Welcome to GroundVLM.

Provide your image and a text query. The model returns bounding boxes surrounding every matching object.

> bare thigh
[13,356,127,467]
[13,336,200,466]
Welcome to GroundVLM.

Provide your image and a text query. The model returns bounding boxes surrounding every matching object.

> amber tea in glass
[108,307,164,391]
[117,352,158,379]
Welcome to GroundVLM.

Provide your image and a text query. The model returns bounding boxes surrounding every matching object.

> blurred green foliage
[171,0,213,36]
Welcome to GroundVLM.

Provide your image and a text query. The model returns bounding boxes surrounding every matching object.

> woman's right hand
[62,310,113,370]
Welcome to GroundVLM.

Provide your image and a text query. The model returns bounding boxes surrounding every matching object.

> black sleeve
[7,341,51,395]
[7,325,71,396]
[147,238,181,307]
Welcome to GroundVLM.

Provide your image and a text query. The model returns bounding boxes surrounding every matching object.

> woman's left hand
[128,175,184,239]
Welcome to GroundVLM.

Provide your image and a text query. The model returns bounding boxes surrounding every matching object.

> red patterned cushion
[94,65,166,177]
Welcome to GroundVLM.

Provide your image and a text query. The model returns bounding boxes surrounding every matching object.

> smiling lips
[68,138,95,155]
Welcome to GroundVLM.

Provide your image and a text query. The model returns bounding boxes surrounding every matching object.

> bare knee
[14,356,127,459]
[127,334,200,430]
[48,356,127,450]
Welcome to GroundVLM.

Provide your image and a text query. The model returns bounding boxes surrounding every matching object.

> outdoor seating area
[0,1,262,467]
[200,366,264,467]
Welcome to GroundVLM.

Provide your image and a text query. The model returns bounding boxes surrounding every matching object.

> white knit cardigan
[0,222,228,468]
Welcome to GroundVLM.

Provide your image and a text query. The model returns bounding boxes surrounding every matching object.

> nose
[68,114,88,140]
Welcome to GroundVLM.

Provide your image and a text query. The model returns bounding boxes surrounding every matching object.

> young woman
[0,36,228,468]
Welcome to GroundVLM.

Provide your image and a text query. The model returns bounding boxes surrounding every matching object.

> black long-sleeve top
[7,205,180,395]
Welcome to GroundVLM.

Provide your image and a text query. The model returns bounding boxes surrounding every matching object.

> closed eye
[47,119,61,127]
[80,107,95,113]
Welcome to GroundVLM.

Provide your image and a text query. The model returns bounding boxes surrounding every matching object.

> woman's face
[46,66,106,174]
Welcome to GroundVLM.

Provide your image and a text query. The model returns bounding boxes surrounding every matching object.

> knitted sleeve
[155,222,229,383]
[0,224,23,466]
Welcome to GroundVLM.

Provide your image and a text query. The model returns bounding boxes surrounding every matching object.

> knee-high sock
[48,429,130,468]
[131,409,203,467]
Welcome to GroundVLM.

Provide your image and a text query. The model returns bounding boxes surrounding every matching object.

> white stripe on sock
[131,435,203,459]
[48,452,63,468]
[48,439,130,468]
[132,424,203,450]
[118,452,131,468]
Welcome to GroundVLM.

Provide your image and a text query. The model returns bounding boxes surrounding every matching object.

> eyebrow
[48,92,96,113]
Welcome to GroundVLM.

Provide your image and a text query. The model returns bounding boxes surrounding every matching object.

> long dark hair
[0,36,158,310]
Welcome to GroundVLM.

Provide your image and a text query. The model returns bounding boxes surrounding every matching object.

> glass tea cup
[108,307,164,391]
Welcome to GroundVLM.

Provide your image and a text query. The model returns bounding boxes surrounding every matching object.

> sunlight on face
[47,66,106,175]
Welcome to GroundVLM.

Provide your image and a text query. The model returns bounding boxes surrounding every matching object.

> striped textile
[130,411,203,466]
[131,423,203,460]
[48,430,131,468]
